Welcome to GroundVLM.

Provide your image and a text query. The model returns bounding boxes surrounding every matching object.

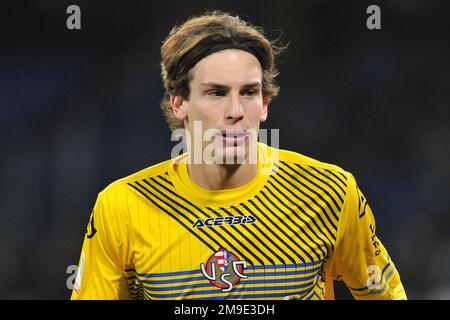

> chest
[127,203,331,299]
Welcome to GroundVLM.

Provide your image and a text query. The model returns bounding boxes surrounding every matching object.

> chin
[220,145,248,165]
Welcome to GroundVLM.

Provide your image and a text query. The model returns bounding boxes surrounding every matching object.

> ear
[171,95,187,121]
[260,96,270,122]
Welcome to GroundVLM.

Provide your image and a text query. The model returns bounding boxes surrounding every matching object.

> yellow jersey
[71,143,406,300]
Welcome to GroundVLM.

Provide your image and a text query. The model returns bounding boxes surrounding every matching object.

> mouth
[218,130,249,145]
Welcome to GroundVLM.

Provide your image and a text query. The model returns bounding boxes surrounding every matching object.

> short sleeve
[71,189,131,300]
[324,173,407,300]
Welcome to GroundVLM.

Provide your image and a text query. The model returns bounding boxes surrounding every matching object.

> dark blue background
[0,0,448,299]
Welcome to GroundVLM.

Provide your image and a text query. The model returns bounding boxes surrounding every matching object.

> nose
[226,93,244,121]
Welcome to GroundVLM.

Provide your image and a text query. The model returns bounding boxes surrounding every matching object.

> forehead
[190,49,263,86]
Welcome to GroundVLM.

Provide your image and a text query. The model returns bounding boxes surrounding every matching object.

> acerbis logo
[200,248,247,292]
[192,215,257,228]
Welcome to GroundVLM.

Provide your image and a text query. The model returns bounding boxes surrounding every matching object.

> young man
[71,11,406,300]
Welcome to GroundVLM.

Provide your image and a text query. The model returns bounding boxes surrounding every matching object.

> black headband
[201,43,261,62]
[173,43,264,80]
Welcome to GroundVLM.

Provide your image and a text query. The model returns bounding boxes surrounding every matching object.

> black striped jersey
[71,143,406,300]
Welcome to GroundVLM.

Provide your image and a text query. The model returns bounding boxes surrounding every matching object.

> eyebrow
[200,81,262,89]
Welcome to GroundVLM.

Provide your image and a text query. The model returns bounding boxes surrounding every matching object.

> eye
[242,89,257,96]
[207,90,225,97]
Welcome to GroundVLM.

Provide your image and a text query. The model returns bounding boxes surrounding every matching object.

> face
[172,49,269,164]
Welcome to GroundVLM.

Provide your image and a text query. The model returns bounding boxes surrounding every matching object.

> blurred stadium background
[0,0,448,299]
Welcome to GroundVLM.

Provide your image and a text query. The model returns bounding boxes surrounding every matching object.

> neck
[187,161,258,190]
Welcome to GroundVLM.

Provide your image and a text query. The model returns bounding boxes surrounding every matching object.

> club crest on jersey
[200,248,247,292]
[192,215,257,228]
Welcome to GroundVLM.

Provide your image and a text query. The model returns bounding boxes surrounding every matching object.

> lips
[220,130,248,138]
[218,130,249,145]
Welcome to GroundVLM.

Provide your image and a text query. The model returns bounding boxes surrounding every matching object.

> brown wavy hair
[160,10,286,131]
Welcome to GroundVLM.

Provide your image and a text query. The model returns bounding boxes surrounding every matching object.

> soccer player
[71,11,406,300]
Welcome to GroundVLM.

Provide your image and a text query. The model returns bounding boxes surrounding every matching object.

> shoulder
[90,158,177,230]
[272,145,353,183]
[270,145,362,227]
[98,157,176,199]
[266,144,362,209]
